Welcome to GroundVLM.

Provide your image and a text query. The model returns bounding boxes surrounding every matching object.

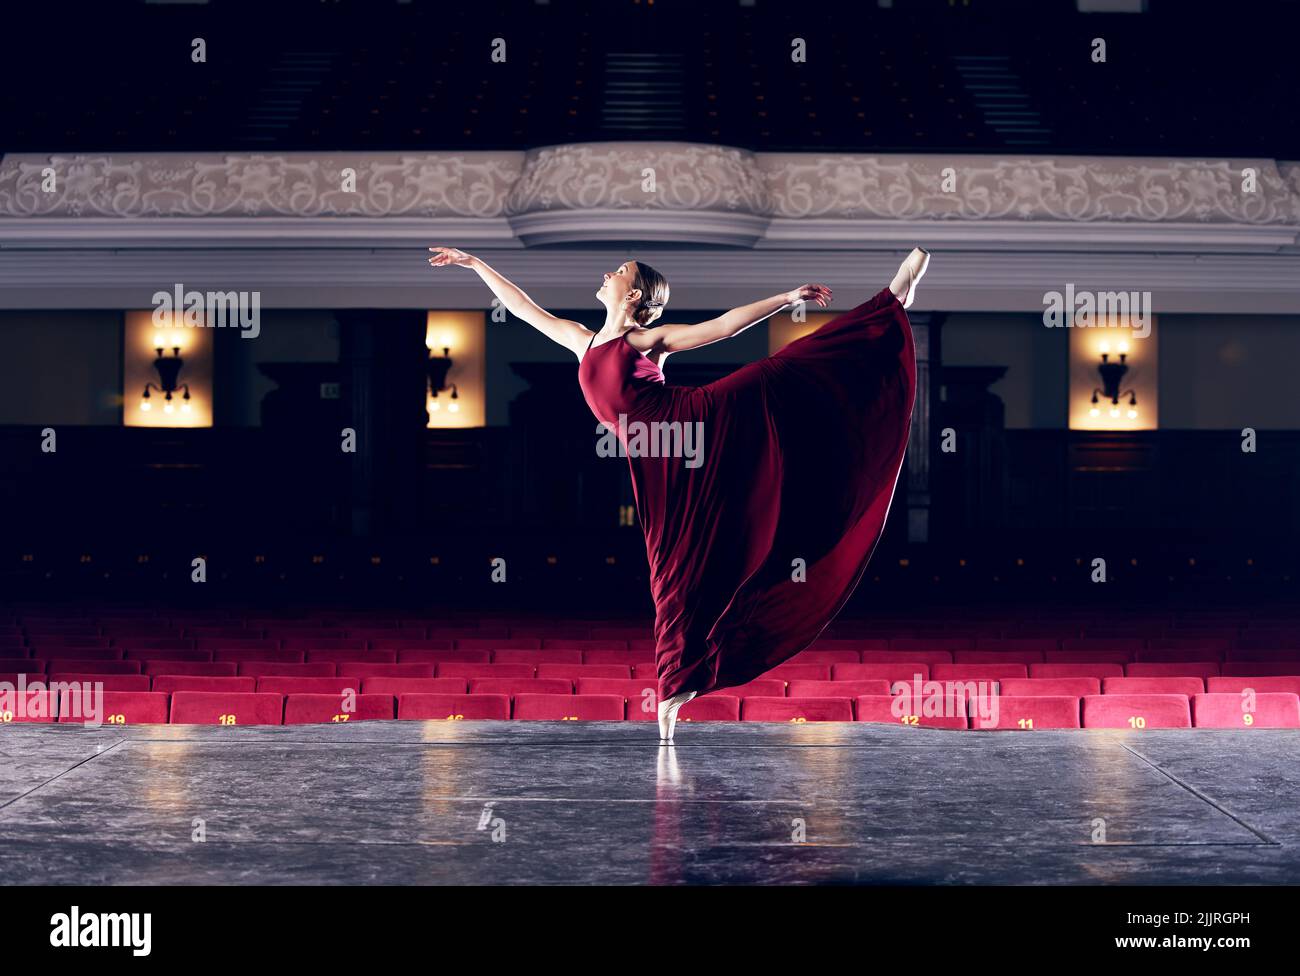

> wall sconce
[1088,339,1138,420]
[140,345,192,415]
[427,337,460,414]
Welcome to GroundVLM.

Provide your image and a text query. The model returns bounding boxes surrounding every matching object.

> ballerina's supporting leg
[658,690,698,742]
[888,247,930,310]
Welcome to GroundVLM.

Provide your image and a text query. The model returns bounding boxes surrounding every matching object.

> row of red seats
[7,634,1300,654]
[7,645,1300,666]
[6,689,1296,729]
[5,660,1300,682]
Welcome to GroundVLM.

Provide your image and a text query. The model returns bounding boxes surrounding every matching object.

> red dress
[578,287,916,699]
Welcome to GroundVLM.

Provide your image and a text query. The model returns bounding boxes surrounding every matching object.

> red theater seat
[931,663,1028,681]
[280,639,366,652]
[890,637,975,651]
[679,696,740,721]
[397,694,510,721]
[0,690,59,723]
[705,678,786,698]
[1042,650,1133,664]
[1061,639,1145,652]
[435,663,534,680]
[360,677,468,695]
[809,638,890,651]
[364,641,456,654]
[1220,662,1300,677]
[582,649,645,665]
[855,695,967,729]
[832,662,930,681]
[143,661,238,677]
[394,649,487,664]
[237,662,337,678]
[975,639,1059,652]
[631,663,659,679]
[860,650,953,665]
[255,677,359,695]
[212,649,304,664]
[494,648,581,664]
[787,679,892,698]
[307,649,398,664]
[1125,662,1220,678]
[43,674,151,692]
[169,692,284,725]
[1081,694,1191,729]
[574,678,658,720]
[1000,677,1100,697]
[953,650,1046,664]
[762,664,832,682]
[789,650,861,664]
[536,664,632,679]
[1030,663,1125,679]
[122,649,211,662]
[338,663,436,678]
[454,638,542,650]
[741,697,853,722]
[0,659,43,673]
[153,676,257,694]
[1102,676,1204,696]
[1192,693,1300,729]
[48,661,141,675]
[60,691,168,725]
[194,638,279,651]
[1207,676,1300,696]
[1134,647,1223,663]
[283,694,395,724]
[32,647,123,660]
[513,694,625,721]
[541,639,628,651]
[976,696,1081,730]
[468,678,572,696]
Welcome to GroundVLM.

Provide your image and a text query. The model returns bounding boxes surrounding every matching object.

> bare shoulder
[624,325,670,353]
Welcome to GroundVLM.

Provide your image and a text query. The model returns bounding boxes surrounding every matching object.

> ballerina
[429,245,927,742]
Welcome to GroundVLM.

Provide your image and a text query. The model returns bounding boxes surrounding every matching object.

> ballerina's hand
[427,246,476,268]
[787,283,832,308]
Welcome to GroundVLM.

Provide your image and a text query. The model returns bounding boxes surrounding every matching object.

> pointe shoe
[657,690,697,742]
[888,247,930,310]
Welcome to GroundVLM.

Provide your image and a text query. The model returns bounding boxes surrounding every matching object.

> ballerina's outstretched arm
[633,283,831,356]
[428,246,593,358]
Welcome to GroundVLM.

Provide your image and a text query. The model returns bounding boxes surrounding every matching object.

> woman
[428,245,928,741]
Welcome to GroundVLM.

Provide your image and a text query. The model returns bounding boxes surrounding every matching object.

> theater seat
[59,691,168,725]
[789,650,861,664]
[705,678,786,698]
[953,650,1046,664]
[574,678,658,720]
[761,664,832,682]
[860,650,953,665]
[537,664,632,680]
[435,663,534,679]
[256,677,359,695]
[1081,694,1191,729]
[1125,662,1220,678]
[976,696,1080,730]
[43,673,151,692]
[467,678,572,696]
[1220,662,1300,677]
[1207,676,1300,696]
[741,697,853,722]
[283,694,395,724]
[237,662,337,678]
[855,695,966,729]
[832,662,930,682]
[679,696,740,722]
[1102,676,1204,697]
[143,661,238,677]
[931,663,1028,681]
[1030,663,1125,679]
[512,694,624,721]
[1192,693,1300,729]
[397,693,510,721]
[787,679,892,698]
[495,648,581,664]
[169,692,284,725]
[359,677,467,695]
[0,690,59,723]
[338,663,436,678]
[1000,677,1100,697]
[152,676,257,694]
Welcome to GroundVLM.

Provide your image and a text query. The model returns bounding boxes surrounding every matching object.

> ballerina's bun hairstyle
[629,260,670,327]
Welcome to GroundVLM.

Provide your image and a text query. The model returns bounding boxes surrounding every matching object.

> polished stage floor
[1,721,1297,885]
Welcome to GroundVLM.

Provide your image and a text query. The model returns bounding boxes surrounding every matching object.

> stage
[1,721,1296,886]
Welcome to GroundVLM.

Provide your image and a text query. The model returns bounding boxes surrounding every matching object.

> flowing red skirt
[621,287,916,698]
